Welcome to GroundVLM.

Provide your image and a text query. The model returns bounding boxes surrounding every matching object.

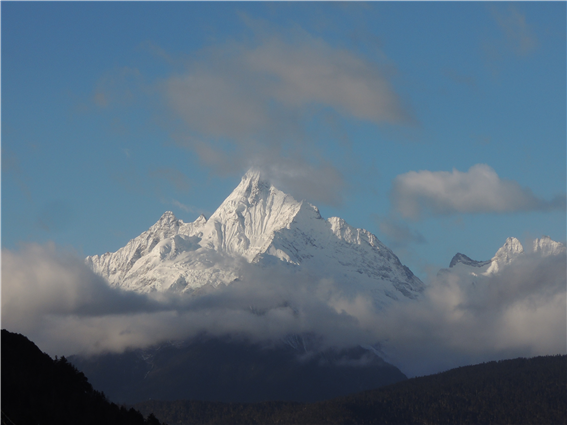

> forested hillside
[3,328,564,425]
[134,355,566,425]
[1,330,164,425]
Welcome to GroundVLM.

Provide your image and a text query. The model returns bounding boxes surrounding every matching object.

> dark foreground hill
[134,355,567,425]
[1,329,164,425]
[69,335,406,403]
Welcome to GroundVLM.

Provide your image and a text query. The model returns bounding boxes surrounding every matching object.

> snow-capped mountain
[445,236,565,278]
[86,169,424,305]
[532,236,567,257]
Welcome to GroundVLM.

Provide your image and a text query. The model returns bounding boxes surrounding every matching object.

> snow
[442,235,565,280]
[484,237,524,274]
[86,169,425,305]
[533,236,566,257]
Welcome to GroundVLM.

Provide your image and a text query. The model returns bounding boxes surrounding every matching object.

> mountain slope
[133,355,567,425]
[86,170,424,305]
[70,335,407,404]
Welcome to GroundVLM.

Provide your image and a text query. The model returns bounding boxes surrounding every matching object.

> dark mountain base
[1,329,164,425]
[134,355,567,425]
[69,335,407,404]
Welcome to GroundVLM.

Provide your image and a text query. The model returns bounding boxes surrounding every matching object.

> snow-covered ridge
[532,235,566,257]
[446,236,565,278]
[86,170,424,305]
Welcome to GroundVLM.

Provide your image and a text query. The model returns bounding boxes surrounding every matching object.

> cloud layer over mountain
[3,240,565,377]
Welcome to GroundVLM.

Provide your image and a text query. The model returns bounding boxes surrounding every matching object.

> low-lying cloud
[391,164,565,220]
[2,243,160,323]
[378,252,566,376]
[3,242,565,377]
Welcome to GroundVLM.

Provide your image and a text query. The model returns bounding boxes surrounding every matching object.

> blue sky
[3,1,565,279]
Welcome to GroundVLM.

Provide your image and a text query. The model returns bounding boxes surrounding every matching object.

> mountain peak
[152,211,179,228]
[444,235,565,279]
[449,253,491,268]
[494,237,523,259]
[87,170,424,302]
[160,210,176,220]
[243,167,265,180]
[240,168,272,191]
[194,214,207,225]
[533,236,566,256]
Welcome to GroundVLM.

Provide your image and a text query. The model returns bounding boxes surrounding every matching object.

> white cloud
[4,242,564,377]
[1,244,159,333]
[391,164,565,220]
[1,243,377,356]
[376,251,566,376]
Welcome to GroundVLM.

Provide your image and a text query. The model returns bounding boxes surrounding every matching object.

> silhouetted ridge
[1,329,165,425]
[449,252,491,268]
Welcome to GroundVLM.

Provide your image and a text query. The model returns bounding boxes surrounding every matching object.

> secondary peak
[155,211,178,226]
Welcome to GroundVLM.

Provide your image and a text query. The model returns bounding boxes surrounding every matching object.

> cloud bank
[391,164,565,220]
[3,242,565,377]
[378,252,566,376]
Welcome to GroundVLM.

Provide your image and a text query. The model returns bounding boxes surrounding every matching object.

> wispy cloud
[2,148,31,198]
[93,67,143,108]
[170,199,201,215]
[378,215,426,247]
[391,164,565,220]
[490,5,537,56]
[88,19,414,207]
[164,30,412,139]
[149,168,191,193]
[158,23,412,206]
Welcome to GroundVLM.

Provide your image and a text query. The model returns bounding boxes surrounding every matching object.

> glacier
[86,169,425,306]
